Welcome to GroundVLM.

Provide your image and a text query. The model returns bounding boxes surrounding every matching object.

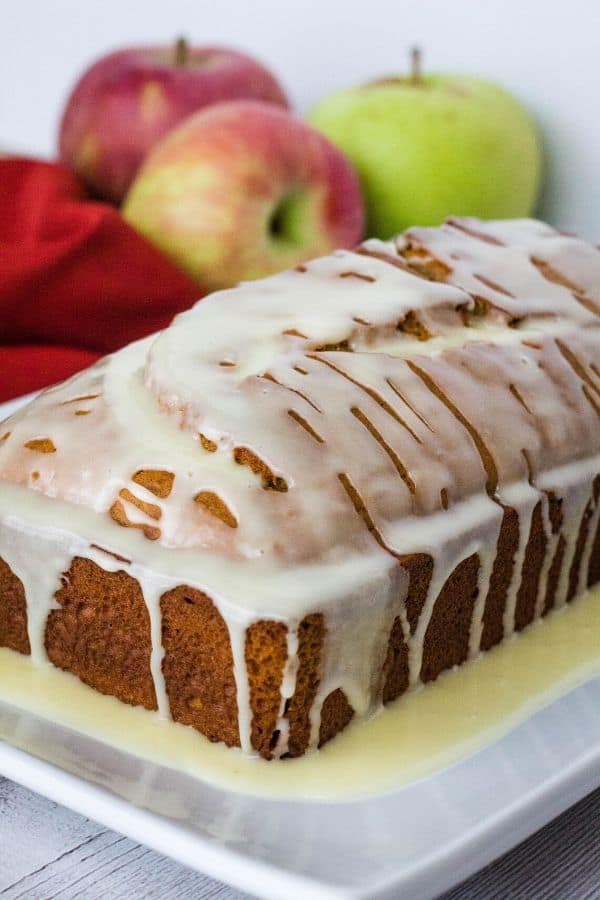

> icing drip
[580,500,600,595]
[271,627,299,757]
[534,491,559,621]
[1,217,600,757]
[501,484,540,638]
[229,615,253,755]
[541,466,598,611]
[308,562,406,750]
[468,522,501,660]
[0,519,69,665]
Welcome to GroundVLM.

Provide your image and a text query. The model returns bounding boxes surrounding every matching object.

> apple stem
[410,46,422,85]
[174,36,189,66]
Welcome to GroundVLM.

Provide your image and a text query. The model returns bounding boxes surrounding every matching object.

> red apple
[58,39,289,204]
[122,100,365,290]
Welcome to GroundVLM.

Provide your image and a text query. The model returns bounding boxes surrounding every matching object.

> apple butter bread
[1,216,600,759]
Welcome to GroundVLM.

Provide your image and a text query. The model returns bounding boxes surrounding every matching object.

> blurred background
[2,0,598,236]
[2,0,599,401]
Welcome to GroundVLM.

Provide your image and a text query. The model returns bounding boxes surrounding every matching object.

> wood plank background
[1,777,600,899]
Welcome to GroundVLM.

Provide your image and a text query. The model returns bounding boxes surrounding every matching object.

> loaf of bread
[1,217,599,760]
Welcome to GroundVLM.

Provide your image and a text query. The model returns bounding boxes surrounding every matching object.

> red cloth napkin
[0,158,201,402]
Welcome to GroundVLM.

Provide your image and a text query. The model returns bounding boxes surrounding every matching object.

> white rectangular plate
[2,394,600,900]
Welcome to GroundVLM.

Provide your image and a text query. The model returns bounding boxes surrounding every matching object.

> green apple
[309,52,542,239]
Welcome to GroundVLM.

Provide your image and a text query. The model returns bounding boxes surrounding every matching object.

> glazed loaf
[1,217,600,759]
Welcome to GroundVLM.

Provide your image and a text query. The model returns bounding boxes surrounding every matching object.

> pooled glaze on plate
[0,582,599,800]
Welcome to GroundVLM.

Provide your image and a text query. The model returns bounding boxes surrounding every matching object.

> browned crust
[398,241,452,282]
[284,613,325,757]
[161,585,240,747]
[194,491,238,528]
[588,519,600,588]
[382,554,433,703]
[587,476,600,587]
[199,433,217,453]
[548,493,564,534]
[403,554,434,634]
[319,688,354,748]
[381,615,410,704]
[544,535,567,614]
[233,446,288,492]
[118,488,162,520]
[24,438,56,453]
[567,498,594,602]
[543,493,566,614]
[109,499,161,541]
[514,501,547,631]
[480,506,519,651]
[45,557,157,710]
[0,556,30,655]
[398,310,431,341]
[132,469,175,498]
[420,553,480,683]
[245,619,288,758]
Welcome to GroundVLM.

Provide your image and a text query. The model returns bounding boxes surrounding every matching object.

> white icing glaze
[229,617,252,754]
[1,217,599,758]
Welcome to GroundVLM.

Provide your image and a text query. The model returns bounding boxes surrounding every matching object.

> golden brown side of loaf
[45,557,157,711]
[1,483,599,758]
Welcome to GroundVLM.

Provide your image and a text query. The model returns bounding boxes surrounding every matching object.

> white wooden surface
[1,776,600,899]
